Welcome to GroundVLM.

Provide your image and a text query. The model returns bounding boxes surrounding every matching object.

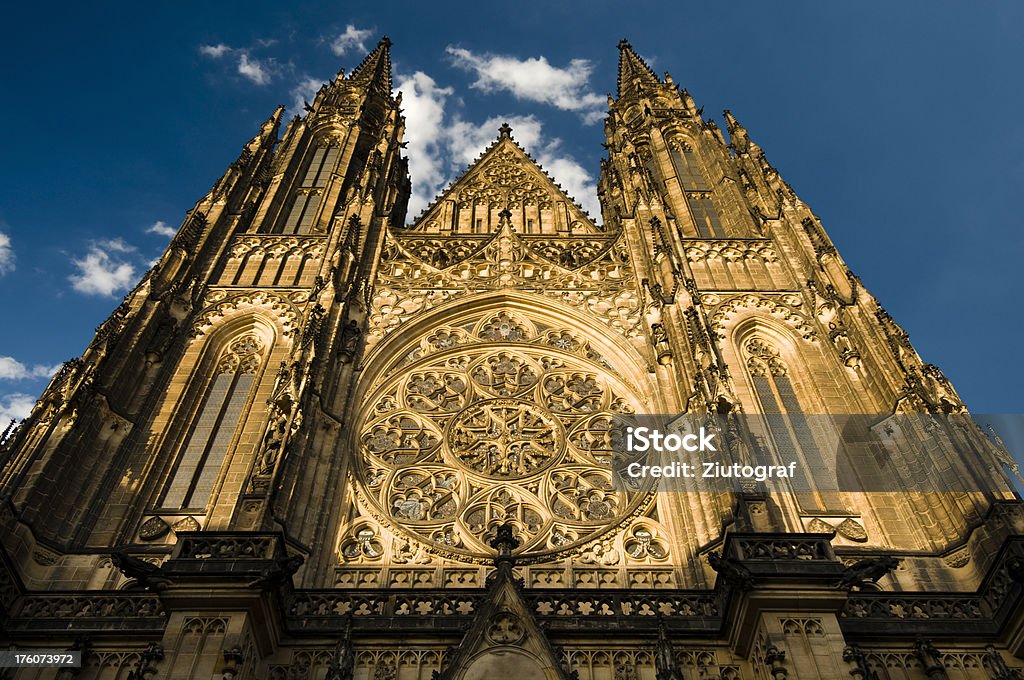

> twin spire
[328,35,660,103]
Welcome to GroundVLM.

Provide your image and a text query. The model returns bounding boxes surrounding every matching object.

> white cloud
[446,115,544,168]
[394,71,456,216]
[145,221,177,238]
[199,43,276,86]
[0,231,13,276]
[536,153,599,218]
[69,242,137,297]
[0,393,35,422]
[446,47,605,123]
[237,53,272,85]
[0,357,60,381]
[331,24,374,56]
[395,70,601,221]
[199,43,231,58]
[290,76,325,116]
[102,238,136,254]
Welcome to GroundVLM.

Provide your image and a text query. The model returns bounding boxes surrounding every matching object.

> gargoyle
[111,550,170,591]
[707,552,755,590]
[836,556,900,590]
[247,554,305,590]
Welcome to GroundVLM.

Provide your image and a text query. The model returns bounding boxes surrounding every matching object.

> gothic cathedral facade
[1,38,1023,680]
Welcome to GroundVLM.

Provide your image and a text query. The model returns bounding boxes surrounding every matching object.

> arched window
[668,140,709,192]
[744,337,842,512]
[667,140,725,238]
[275,143,340,234]
[162,334,265,510]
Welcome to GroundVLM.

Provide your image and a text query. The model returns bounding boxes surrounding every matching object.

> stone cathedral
[2,37,1023,680]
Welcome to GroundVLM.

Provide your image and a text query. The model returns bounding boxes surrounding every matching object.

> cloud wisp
[145,221,177,239]
[0,393,36,422]
[198,43,277,86]
[198,43,231,58]
[68,240,138,297]
[290,76,326,116]
[0,357,60,381]
[331,24,374,56]
[0,231,13,275]
[446,47,606,124]
[237,53,272,85]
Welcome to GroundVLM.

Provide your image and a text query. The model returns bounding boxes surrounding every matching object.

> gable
[404,127,603,236]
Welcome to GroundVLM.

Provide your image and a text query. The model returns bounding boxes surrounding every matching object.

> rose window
[448,399,562,478]
[354,314,649,561]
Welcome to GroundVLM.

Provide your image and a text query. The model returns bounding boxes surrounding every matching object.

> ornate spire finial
[498,122,513,139]
[489,523,520,565]
[616,38,660,99]
[348,36,393,93]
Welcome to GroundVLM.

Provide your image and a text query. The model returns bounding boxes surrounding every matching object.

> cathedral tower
[1,38,1022,680]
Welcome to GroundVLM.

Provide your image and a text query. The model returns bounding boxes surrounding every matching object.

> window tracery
[352,311,650,561]
[163,333,265,510]
[742,336,842,513]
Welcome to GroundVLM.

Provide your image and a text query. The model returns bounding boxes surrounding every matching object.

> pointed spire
[723,109,755,154]
[617,38,660,98]
[348,36,393,92]
[258,105,285,139]
[722,109,742,134]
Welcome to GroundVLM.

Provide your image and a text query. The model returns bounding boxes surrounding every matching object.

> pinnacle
[267,104,285,124]
[722,109,746,135]
[254,105,285,141]
[498,122,513,139]
[616,38,660,99]
[348,35,393,92]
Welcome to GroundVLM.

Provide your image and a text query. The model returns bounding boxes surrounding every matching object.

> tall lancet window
[162,334,265,510]
[277,143,340,234]
[668,140,709,192]
[668,139,725,238]
[744,337,841,512]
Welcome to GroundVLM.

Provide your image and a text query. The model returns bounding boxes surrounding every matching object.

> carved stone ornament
[943,548,971,569]
[836,518,868,542]
[138,516,171,541]
[485,611,527,645]
[806,518,835,535]
[172,516,201,533]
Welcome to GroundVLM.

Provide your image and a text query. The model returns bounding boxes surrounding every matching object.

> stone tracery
[353,310,650,561]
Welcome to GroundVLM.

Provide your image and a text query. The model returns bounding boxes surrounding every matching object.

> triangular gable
[435,526,573,680]
[405,125,602,236]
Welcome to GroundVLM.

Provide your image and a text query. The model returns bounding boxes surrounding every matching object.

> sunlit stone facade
[1,38,1022,679]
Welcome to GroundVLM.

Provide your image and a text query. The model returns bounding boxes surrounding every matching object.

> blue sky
[1,1,1023,423]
